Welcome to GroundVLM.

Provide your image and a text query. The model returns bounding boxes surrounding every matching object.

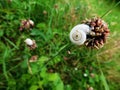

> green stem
[3,48,9,81]
[101,1,120,18]
[4,37,19,49]
[40,43,71,71]
[96,58,109,90]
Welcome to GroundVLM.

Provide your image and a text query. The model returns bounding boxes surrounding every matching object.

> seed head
[83,17,110,49]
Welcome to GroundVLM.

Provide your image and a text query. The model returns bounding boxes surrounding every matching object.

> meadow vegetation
[0,0,120,90]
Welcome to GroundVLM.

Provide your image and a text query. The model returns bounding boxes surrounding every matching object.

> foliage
[0,0,120,90]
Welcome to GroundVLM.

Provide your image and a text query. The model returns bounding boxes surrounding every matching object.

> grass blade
[2,48,9,81]
[4,37,19,49]
[97,57,110,90]
[101,1,120,18]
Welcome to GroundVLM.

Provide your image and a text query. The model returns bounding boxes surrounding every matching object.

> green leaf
[0,30,3,37]
[40,67,47,78]
[48,73,64,90]
[30,63,39,74]
[29,85,38,90]
[36,23,46,29]
[49,56,61,65]
[21,57,28,69]
[48,73,59,81]
[54,81,64,90]
[37,56,49,66]
[30,29,47,41]
[30,56,48,74]
[65,85,72,90]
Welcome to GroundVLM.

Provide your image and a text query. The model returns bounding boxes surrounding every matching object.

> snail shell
[24,38,34,46]
[69,24,91,45]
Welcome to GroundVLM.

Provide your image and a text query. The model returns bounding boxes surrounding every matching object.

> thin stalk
[101,1,120,18]
[39,43,71,72]
[96,57,109,90]
[4,37,19,49]
[28,0,31,19]
[2,48,9,81]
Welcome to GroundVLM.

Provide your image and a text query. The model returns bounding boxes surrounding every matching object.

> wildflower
[24,38,37,50]
[88,87,94,90]
[67,50,71,54]
[43,10,47,15]
[83,17,110,49]
[54,4,58,9]
[90,73,95,78]
[19,19,34,31]
[63,57,69,61]
[29,55,38,62]
[83,73,88,77]
[74,67,78,71]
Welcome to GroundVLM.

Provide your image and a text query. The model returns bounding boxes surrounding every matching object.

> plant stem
[101,1,120,18]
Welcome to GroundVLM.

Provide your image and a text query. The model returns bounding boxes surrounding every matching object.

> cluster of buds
[19,19,34,31]
[83,17,110,49]
[24,38,37,50]
[29,55,38,62]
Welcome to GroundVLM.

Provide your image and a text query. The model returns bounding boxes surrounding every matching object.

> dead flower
[29,55,38,62]
[19,19,34,31]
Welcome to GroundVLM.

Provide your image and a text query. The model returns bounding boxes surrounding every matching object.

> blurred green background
[0,0,120,90]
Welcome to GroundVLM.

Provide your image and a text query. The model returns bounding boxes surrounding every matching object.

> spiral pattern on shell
[69,24,89,45]
[82,17,110,49]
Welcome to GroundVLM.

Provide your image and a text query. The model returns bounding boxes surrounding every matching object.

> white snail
[69,24,91,45]
[28,20,34,26]
[24,38,34,46]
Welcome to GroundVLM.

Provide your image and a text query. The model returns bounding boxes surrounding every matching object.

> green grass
[0,0,120,90]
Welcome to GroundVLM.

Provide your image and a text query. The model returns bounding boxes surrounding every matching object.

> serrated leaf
[48,73,59,81]
[37,56,49,66]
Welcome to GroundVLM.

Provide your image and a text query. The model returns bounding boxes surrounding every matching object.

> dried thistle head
[83,17,110,49]
[19,19,34,31]
[29,55,38,62]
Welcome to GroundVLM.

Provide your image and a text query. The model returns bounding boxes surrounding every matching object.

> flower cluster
[19,19,34,31]
[83,17,110,49]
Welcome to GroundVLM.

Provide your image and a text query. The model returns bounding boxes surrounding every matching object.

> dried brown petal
[54,4,58,9]
[90,22,96,27]
[63,57,69,61]
[88,87,94,90]
[95,40,99,46]
[19,19,34,31]
[29,55,38,62]
[96,32,102,36]
[90,31,95,36]
[43,10,47,15]
[96,19,102,26]
[94,44,99,49]
[82,16,110,49]
[99,39,103,45]
[90,73,95,78]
